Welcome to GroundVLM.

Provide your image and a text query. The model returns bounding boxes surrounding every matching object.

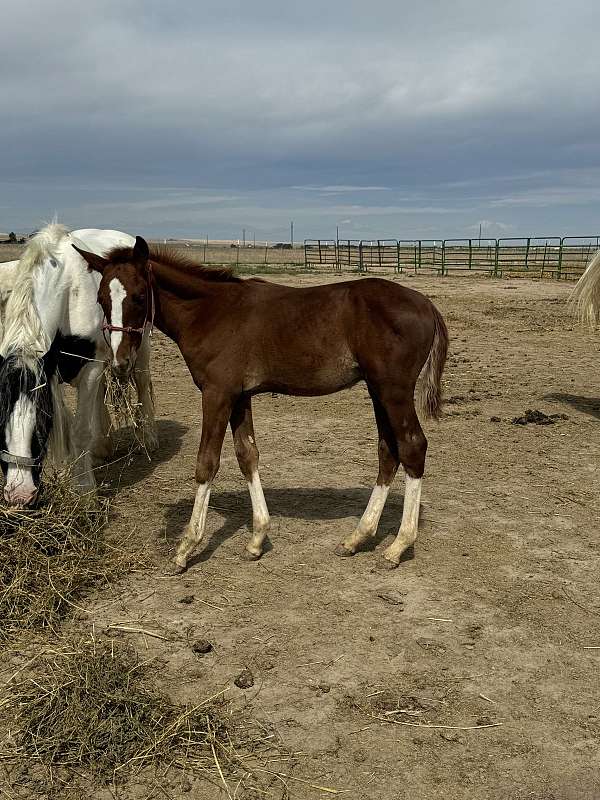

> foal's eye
[132,293,145,305]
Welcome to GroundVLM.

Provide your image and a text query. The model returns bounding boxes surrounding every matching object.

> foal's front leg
[230,395,270,560]
[173,390,233,572]
[133,331,159,453]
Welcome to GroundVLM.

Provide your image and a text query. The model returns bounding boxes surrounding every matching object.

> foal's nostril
[113,361,132,381]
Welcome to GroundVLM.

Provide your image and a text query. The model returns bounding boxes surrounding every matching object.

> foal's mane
[107,244,241,283]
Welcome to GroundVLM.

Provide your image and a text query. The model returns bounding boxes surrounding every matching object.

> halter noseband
[102,263,155,339]
[0,450,40,468]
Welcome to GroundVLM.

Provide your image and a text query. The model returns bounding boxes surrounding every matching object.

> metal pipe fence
[304,236,600,279]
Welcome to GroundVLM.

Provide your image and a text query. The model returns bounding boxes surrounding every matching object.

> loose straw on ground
[0,471,136,641]
[0,636,289,795]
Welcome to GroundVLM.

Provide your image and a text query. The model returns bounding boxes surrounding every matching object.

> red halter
[102,263,155,340]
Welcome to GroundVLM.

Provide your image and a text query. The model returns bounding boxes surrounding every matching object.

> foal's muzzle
[112,356,136,382]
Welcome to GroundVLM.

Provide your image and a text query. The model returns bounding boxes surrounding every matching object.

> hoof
[334,543,355,558]
[241,548,262,562]
[169,559,187,575]
[377,555,400,570]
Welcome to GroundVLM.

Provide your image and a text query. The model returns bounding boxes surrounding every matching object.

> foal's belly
[245,352,362,397]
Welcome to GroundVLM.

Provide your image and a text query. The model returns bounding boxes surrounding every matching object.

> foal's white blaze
[3,394,37,504]
[108,277,127,366]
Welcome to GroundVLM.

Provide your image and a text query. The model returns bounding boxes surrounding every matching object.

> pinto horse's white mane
[0,223,74,465]
[1,223,69,365]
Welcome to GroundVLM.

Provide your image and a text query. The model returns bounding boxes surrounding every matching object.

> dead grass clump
[1,636,286,794]
[0,473,130,640]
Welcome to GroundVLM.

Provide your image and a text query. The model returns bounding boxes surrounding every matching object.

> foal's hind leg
[378,392,427,568]
[335,392,399,556]
[230,395,270,560]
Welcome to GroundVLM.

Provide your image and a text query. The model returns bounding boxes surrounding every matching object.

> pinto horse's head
[0,353,56,506]
[73,236,152,381]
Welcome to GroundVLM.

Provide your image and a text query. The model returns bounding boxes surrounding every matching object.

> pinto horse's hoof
[241,548,262,561]
[334,543,355,558]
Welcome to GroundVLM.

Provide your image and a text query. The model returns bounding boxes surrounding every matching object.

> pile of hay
[0,473,132,641]
[0,636,286,795]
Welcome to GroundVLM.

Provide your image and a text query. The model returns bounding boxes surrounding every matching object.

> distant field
[0,243,23,262]
[0,241,307,271]
[160,241,305,270]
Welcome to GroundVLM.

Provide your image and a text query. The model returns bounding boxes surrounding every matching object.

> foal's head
[73,236,152,380]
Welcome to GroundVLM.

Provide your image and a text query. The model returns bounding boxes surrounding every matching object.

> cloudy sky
[2,0,600,241]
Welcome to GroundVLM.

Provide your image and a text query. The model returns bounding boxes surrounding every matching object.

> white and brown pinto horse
[0,224,157,506]
[75,236,448,571]
[570,249,600,329]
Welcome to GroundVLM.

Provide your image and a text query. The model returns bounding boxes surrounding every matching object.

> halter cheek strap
[0,450,40,468]
[102,263,155,338]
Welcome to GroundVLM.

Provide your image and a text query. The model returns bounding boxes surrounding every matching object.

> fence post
[525,238,530,271]
[441,240,446,276]
[557,238,564,279]
[468,239,472,270]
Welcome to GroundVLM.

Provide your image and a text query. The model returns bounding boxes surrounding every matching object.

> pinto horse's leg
[173,390,233,571]
[378,392,427,568]
[72,362,104,493]
[335,391,399,557]
[133,332,158,453]
[230,395,270,560]
[90,370,113,464]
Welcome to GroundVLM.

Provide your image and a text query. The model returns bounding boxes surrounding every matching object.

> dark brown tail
[418,303,448,420]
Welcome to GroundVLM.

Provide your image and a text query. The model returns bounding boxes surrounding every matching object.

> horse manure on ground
[0,636,286,796]
[511,409,569,425]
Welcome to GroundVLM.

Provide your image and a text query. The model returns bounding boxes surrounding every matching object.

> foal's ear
[132,236,150,264]
[72,244,110,274]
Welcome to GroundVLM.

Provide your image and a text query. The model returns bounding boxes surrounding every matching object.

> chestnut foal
[74,237,448,571]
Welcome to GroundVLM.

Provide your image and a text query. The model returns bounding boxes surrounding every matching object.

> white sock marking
[248,471,269,529]
[400,475,422,536]
[358,484,390,535]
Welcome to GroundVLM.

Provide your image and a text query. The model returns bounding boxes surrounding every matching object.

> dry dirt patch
[3,272,600,799]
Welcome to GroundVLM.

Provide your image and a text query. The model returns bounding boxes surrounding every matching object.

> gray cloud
[2,0,600,239]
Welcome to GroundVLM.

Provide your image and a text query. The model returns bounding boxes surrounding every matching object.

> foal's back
[224,277,437,396]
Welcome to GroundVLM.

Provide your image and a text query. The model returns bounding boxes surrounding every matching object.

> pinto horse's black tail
[418,303,448,420]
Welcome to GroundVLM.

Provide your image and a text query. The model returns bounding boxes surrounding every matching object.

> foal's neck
[148,257,238,343]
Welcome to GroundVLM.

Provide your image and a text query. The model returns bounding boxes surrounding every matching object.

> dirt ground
[7,270,600,799]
